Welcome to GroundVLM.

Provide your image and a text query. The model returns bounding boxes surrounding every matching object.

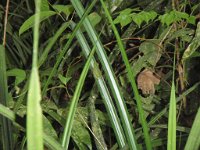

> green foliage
[1,0,200,150]
[114,8,195,28]
[185,108,200,150]
[182,22,200,61]
[7,69,26,86]
[159,10,196,26]
[132,11,157,27]
[113,8,133,27]
[52,5,74,16]
[19,11,57,35]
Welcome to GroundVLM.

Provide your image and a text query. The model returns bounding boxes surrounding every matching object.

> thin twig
[3,0,10,47]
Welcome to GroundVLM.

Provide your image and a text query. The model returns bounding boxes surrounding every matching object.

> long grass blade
[167,53,176,150]
[0,104,64,150]
[27,0,43,149]
[61,47,96,149]
[71,0,137,149]
[70,21,126,148]
[99,1,152,149]
[42,0,97,96]
[0,45,13,150]
[184,107,200,150]
[38,22,69,67]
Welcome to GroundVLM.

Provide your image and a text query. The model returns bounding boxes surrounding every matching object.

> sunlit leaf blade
[167,81,176,150]
[27,0,43,149]
[27,69,43,150]
[70,20,126,148]
[100,1,151,149]
[19,11,56,35]
[71,0,137,149]
[184,108,200,150]
[62,47,96,149]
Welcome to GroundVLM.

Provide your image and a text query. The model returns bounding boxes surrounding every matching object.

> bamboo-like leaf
[70,21,126,148]
[100,1,151,149]
[184,107,200,150]
[71,1,137,149]
[27,0,43,149]
[62,46,96,149]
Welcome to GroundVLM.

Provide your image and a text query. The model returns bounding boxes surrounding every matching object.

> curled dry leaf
[137,69,160,94]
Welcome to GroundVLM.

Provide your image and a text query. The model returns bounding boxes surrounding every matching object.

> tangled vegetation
[0,0,200,149]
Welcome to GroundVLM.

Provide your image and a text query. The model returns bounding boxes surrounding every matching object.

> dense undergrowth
[0,0,200,150]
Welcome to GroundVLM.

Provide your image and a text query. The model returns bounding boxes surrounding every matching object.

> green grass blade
[99,1,152,149]
[184,107,200,150]
[167,53,176,150]
[149,82,200,126]
[38,22,69,67]
[0,104,64,150]
[61,47,96,149]
[27,70,43,150]
[27,0,43,149]
[71,1,137,149]
[0,45,13,150]
[70,21,126,148]
[42,0,97,96]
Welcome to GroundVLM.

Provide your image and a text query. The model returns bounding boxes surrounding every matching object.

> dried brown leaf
[137,69,160,94]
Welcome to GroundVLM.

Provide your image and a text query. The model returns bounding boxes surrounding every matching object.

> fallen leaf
[137,69,160,94]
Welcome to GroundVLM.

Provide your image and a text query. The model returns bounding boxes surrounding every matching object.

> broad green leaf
[166,28,194,43]
[182,22,200,61]
[159,10,196,26]
[71,120,92,150]
[132,13,143,27]
[131,11,157,27]
[139,40,161,66]
[187,16,196,25]
[41,0,49,11]
[58,74,71,85]
[175,10,189,20]
[52,5,74,16]
[159,12,175,26]
[43,116,58,139]
[113,8,132,27]
[184,108,200,150]
[19,11,56,35]
[7,69,26,86]
[88,12,102,27]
